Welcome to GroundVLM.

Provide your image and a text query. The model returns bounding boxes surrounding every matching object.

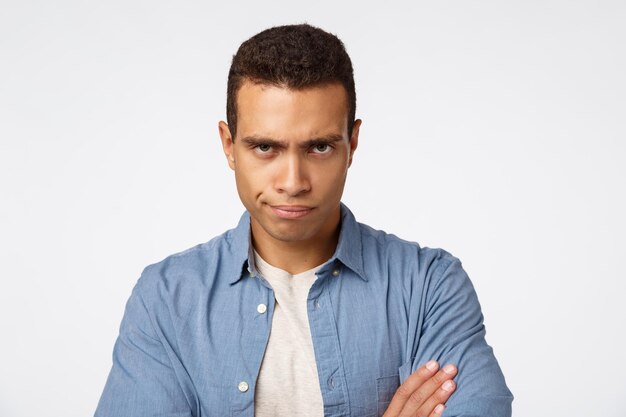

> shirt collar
[332,202,367,281]
[228,202,367,285]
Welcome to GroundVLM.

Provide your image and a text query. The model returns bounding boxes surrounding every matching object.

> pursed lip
[269,205,314,219]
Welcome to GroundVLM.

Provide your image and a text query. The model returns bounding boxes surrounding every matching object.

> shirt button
[238,381,249,392]
[257,303,267,314]
[332,269,340,277]
[314,299,321,309]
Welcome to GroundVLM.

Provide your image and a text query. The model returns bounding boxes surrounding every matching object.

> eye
[311,143,332,154]
[255,144,272,153]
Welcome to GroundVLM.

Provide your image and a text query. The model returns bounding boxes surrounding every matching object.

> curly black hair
[226,23,356,140]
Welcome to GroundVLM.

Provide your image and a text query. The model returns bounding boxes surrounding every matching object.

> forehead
[235,80,349,140]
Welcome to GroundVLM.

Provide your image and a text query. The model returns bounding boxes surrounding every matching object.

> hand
[382,360,457,417]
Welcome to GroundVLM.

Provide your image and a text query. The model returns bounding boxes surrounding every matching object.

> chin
[267,223,318,243]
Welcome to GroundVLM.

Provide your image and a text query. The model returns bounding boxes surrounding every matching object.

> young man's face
[218,80,361,247]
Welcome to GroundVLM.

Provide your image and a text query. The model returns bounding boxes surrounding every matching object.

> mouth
[269,205,314,219]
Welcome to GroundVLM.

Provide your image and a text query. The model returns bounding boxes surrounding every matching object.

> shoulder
[357,220,460,277]
[134,227,238,299]
[357,221,478,316]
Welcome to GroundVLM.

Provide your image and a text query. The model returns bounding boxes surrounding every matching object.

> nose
[275,154,311,197]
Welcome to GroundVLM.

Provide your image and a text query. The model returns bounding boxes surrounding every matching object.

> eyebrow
[240,134,345,149]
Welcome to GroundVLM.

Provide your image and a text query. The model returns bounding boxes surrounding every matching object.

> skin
[218,78,457,415]
[383,361,457,417]
[218,79,359,274]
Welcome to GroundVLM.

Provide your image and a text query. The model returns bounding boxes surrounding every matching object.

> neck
[250,208,341,275]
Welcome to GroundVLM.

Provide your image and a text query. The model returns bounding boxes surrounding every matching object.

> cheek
[315,161,349,191]
[234,157,271,197]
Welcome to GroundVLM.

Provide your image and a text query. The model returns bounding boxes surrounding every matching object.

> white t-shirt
[253,250,325,417]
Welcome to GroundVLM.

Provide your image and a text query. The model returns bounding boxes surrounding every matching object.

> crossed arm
[96,254,512,416]
[384,253,514,417]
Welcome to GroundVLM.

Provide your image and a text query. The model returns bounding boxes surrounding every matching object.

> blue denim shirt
[95,203,513,417]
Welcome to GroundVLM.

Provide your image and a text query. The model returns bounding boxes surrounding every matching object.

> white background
[1,1,625,416]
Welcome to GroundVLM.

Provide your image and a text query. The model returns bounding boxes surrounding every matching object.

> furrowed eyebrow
[239,134,345,149]
[240,136,287,148]
[300,134,345,149]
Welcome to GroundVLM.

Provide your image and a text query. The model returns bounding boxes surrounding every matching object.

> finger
[397,364,457,417]
[416,379,456,417]
[428,403,446,417]
[383,360,440,417]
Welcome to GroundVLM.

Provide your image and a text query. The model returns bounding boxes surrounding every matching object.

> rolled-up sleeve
[408,252,514,416]
[95,278,193,417]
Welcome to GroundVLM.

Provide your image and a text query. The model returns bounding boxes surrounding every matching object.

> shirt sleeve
[94,277,194,417]
[406,252,514,417]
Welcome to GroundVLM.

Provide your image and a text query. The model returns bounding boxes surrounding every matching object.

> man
[95,23,513,417]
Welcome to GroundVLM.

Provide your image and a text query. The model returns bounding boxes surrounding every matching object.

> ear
[347,119,361,168]
[218,120,236,170]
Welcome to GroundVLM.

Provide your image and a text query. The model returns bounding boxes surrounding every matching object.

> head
[218,23,362,250]
[225,23,357,141]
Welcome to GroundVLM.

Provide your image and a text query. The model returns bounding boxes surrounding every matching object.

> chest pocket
[376,374,400,416]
